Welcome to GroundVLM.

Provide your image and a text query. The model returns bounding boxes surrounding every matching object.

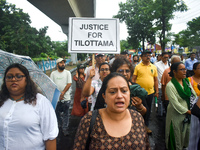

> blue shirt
[185,58,198,70]
[150,57,157,63]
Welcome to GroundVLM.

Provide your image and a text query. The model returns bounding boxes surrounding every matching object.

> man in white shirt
[50,58,72,136]
[155,52,169,116]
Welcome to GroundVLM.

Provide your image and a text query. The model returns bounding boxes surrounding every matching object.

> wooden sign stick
[92,54,95,68]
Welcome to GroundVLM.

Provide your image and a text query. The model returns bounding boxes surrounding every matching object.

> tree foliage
[114,0,187,51]
[114,0,155,51]
[120,40,133,52]
[187,16,200,47]
[173,16,200,49]
[154,0,187,51]
[51,41,69,57]
[0,1,69,58]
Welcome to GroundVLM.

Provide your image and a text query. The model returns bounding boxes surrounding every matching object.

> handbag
[76,77,85,89]
[185,80,196,109]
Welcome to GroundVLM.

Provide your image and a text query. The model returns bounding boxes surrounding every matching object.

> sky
[6,0,200,42]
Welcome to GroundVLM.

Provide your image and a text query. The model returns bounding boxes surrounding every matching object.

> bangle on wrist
[137,104,144,112]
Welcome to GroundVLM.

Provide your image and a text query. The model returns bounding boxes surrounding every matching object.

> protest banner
[68,18,120,54]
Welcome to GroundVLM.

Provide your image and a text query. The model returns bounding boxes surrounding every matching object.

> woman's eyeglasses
[5,75,26,81]
[100,68,109,72]
[117,69,130,74]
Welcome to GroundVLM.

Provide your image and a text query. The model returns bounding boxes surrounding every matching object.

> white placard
[68,18,120,54]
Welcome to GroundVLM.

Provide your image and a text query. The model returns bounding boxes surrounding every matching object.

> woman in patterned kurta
[73,73,150,150]
[165,62,196,150]
[71,64,88,116]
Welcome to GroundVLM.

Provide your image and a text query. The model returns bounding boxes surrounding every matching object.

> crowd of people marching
[0,50,199,150]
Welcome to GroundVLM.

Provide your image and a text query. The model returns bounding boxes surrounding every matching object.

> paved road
[56,71,167,150]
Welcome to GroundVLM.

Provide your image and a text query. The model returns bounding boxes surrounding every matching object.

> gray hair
[171,55,181,64]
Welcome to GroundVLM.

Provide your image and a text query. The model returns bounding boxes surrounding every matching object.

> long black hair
[0,63,38,107]
[77,64,85,78]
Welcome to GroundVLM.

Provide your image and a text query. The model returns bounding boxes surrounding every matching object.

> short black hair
[133,55,138,58]
[162,52,168,57]
[141,50,151,56]
[98,62,111,73]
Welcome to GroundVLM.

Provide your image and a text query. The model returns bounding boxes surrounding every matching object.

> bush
[40,52,48,57]
[32,57,48,62]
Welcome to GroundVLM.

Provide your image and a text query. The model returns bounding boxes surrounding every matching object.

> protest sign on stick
[68,18,120,54]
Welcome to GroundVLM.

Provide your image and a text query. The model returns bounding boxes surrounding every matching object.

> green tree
[52,41,70,58]
[187,16,200,47]
[154,0,187,51]
[114,0,155,51]
[0,1,54,57]
[114,0,187,52]
[173,16,200,49]
[173,30,190,47]
[77,53,87,61]
[120,40,133,52]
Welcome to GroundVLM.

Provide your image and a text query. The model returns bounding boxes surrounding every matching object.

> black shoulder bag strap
[85,109,98,150]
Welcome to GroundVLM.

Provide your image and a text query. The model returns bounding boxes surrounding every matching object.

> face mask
[58,65,65,70]
[134,60,138,62]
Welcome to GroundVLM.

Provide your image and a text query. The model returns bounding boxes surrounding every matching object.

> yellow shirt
[134,62,158,95]
[188,77,200,96]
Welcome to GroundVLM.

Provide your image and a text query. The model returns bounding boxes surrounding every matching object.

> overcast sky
[6,0,200,42]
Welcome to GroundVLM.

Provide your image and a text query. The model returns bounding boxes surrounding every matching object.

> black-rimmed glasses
[100,68,109,72]
[5,75,26,81]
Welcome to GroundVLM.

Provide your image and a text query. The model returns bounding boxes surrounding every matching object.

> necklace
[10,95,25,102]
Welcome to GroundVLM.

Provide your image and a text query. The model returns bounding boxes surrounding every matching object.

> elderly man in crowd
[161,55,181,114]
